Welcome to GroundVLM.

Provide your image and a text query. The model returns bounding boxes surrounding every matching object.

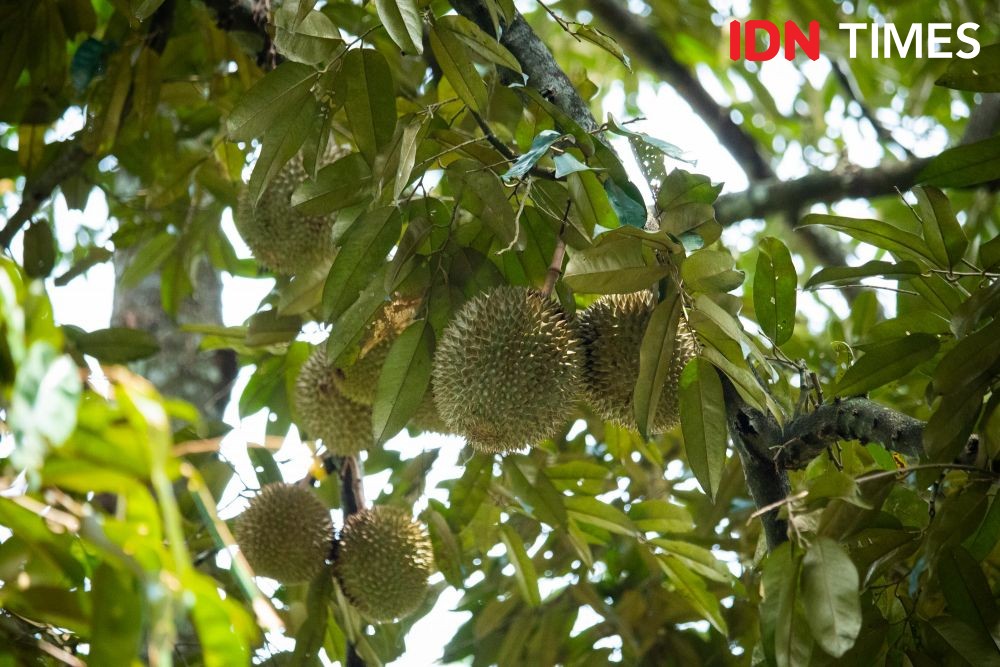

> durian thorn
[541,216,569,298]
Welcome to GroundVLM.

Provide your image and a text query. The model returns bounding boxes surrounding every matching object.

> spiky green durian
[334,506,434,622]
[234,155,334,275]
[408,391,451,435]
[235,483,333,583]
[432,286,582,453]
[578,291,698,433]
[295,347,373,455]
[334,337,390,406]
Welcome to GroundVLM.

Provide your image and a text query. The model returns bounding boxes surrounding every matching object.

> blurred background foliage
[0,0,1000,665]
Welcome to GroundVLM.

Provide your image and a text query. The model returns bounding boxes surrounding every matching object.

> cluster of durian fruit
[235,482,434,622]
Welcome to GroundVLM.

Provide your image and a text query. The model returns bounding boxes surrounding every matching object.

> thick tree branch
[774,397,979,469]
[714,158,930,226]
[448,0,598,131]
[585,0,772,180]
[720,374,790,550]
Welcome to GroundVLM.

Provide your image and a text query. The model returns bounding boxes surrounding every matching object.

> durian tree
[2,0,1000,664]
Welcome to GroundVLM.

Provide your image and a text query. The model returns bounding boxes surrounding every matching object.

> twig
[541,207,569,297]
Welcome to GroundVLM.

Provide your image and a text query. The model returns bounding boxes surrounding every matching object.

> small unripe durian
[234,155,335,276]
[432,286,581,453]
[235,483,333,583]
[335,506,434,622]
[295,347,373,455]
[578,291,698,433]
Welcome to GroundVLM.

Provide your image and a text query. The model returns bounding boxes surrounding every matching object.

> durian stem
[338,456,366,517]
[541,220,568,298]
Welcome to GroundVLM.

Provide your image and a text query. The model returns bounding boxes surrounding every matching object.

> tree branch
[448,0,598,131]
[713,158,930,226]
[585,0,772,181]
[720,374,790,550]
[774,397,979,470]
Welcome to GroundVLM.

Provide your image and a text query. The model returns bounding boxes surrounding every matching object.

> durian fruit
[334,506,434,622]
[235,483,333,583]
[234,155,335,276]
[295,346,373,455]
[432,286,582,453]
[334,298,420,405]
[408,391,451,435]
[578,291,698,433]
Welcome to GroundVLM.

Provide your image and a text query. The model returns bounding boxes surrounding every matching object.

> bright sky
[3,0,969,661]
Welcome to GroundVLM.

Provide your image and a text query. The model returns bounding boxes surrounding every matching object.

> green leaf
[753,237,797,345]
[291,566,335,665]
[930,616,1000,664]
[657,168,723,211]
[322,207,402,319]
[291,152,373,215]
[274,5,342,64]
[629,499,693,533]
[938,546,1000,652]
[9,342,82,471]
[914,186,967,270]
[804,260,921,289]
[246,309,302,347]
[499,525,541,607]
[933,317,1000,395]
[553,153,596,178]
[679,358,727,500]
[502,130,564,181]
[69,327,159,363]
[372,320,433,444]
[89,564,143,666]
[835,334,939,396]
[762,545,814,667]
[936,43,1000,92]
[918,135,1000,188]
[800,214,934,264]
[563,231,669,294]
[545,461,610,495]
[438,15,521,73]
[657,555,727,633]
[375,0,423,55]
[505,458,567,527]
[800,537,861,658]
[572,25,630,70]
[633,290,680,437]
[682,249,744,293]
[324,267,390,364]
[430,24,488,112]
[340,49,397,165]
[248,94,317,204]
[22,219,57,279]
[606,114,685,162]
[227,62,318,141]
[567,170,616,237]
[564,496,635,536]
[603,177,647,229]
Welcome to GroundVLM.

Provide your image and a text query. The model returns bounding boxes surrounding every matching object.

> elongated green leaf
[658,556,727,633]
[804,260,921,289]
[938,546,1000,652]
[763,545,813,667]
[372,320,433,444]
[376,0,423,55]
[934,317,1000,395]
[439,15,521,72]
[800,214,934,263]
[393,117,424,201]
[567,170,616,237]
[430,24,488,112]
[274,5,342,64]
[682,249,744,293]
[227,62,318,141]
[604,177,647,229]
[505,458,567,527]
[500,525,541,607]
[341,49,397,164]
[754,237,797,345]
[69,327,159,363]
[930,616,1000,664]
[915,186,967,270]
[563,232,669,294]
[324,271,388,364]
[89,564,143,666]
[291,152,372,215]
[572,25,630,70]
[633,291,680,437]
[629,499,693,533]
[835,334,939,396]
[564,496,635,536]
[322,207,402,319]
[248,94,317,204]
[502,130,563,181]
[937,44,1000,92]
[800,537,861,658]
[918,135,1000,188]
[22,219,56,279]
[679,358,727,500]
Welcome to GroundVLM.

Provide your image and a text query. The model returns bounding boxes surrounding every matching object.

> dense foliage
[1,0,1000,665]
